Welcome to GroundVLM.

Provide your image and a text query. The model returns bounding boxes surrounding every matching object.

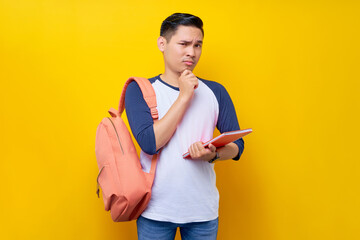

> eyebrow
[179,40,203,44]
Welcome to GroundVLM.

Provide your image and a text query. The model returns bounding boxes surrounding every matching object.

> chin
[186,65,196,71]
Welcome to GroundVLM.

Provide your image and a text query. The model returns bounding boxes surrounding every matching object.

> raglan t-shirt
[125,74,244,224]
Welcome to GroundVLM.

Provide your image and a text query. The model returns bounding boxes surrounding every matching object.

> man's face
[161,25,203,74]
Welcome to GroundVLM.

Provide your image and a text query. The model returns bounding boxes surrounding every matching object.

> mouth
[184,61,194,66]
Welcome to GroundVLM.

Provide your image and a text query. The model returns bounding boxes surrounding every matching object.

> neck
[160,70,182,88]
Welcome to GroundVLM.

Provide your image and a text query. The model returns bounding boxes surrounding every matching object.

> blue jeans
[136,216,219,240]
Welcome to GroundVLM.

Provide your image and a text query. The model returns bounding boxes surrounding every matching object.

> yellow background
[1,0,359,239]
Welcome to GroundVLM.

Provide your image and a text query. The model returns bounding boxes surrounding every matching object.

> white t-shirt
[125,75,244,223]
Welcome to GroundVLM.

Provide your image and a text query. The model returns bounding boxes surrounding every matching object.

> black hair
[160,13,204,42]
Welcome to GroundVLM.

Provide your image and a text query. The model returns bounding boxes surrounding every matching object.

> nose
[186,46,195,57]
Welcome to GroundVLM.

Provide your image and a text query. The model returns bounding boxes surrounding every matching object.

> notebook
[182,128,252,158]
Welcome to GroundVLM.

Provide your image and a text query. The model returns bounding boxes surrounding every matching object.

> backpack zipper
[96,166,105,198]
[107,117,124,155]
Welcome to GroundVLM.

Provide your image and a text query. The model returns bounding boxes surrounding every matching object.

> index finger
[181,69,191,76]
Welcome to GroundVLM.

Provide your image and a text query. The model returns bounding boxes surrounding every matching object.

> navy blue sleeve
[124,81,157,155]
[201,79,245,160]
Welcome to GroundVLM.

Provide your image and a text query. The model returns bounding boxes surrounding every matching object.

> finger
[188,148,193,158]
[189,143,197,157]
[186,76,198,88]
[192,142,201,154]
[181,69,191,76]
[196,141,205,151]
[208,143,216,152]
[194,79,199,89]
[190,142,202,158]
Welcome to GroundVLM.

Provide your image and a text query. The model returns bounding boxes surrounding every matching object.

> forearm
[153,95,191,151]
[216,142,239,161]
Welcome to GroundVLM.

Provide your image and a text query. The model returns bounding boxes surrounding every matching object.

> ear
[157,36,166,52]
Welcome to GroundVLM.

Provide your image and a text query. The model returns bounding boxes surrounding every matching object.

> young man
[125,13,244,240]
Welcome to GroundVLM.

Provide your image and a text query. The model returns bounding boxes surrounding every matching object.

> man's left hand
[188,142,217,161]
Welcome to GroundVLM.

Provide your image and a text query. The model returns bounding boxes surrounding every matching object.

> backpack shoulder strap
[117,77,160,175]
[118,77,158,120]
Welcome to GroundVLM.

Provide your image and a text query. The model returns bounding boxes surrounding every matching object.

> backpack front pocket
[97,165,116,211]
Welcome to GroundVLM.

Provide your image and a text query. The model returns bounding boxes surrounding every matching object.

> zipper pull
[96,166,105,198]
[96,182,100,198]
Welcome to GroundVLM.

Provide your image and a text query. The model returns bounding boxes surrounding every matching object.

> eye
[195,44,202,48]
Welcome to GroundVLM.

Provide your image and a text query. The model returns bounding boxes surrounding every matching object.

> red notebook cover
[182,128,252,158]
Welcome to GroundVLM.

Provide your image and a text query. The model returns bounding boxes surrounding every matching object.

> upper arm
[124,81,157,155]
[213,83,245,160]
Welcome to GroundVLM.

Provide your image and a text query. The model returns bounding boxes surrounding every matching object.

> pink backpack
[95,77,159,222]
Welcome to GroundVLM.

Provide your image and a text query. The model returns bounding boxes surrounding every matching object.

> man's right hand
[178,70,198,101]
[153,70,198,151]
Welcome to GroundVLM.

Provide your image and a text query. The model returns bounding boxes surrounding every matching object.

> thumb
[208,143,216,152]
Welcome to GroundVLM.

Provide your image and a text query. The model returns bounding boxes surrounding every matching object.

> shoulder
[198,77,229,98]
[127,76,158,90]
[126,76,159,97]
[198,77,225,89]
[125,76,159,108]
